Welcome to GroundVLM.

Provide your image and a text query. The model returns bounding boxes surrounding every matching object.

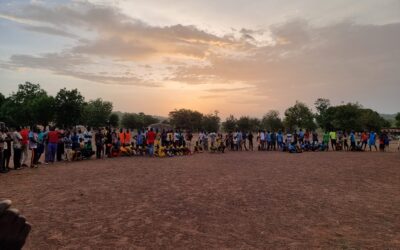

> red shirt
[48,131,59,144]
[20,129,29,145]
[146,131,156,144]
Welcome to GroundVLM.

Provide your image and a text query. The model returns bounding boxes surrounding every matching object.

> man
[28,127,39,168]
[312,130,319,147]
[369,130,378,151]
[350,130,356,151]
[361,131,368,150]
[323,131,330,151]
[329,130,337,151]
[46,127,59,164]
[19,127,29,168]
[95,128,104,159]
[146,128,156,156]
[13,127,23,170]
[277,130,283,150]
[248,132,254,151]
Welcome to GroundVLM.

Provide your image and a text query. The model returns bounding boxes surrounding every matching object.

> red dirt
[1,151,400,249]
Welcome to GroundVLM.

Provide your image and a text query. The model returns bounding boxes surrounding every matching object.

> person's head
[16,126,21,132]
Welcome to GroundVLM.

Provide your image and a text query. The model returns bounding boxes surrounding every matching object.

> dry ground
[1,151,400,249]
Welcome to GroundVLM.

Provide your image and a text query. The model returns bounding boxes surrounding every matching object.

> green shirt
[329,131,337,140]
[323,133,330,143]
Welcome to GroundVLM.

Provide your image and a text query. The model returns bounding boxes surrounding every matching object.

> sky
[0,0,399,118]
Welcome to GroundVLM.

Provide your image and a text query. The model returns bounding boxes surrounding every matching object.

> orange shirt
[361,133,368,142]
[119,132,125,144]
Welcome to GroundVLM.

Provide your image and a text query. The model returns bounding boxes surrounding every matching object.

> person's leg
[0,150,4,172]
[50,143,57,163]
[14,148,21,169]
[4,150,11,169]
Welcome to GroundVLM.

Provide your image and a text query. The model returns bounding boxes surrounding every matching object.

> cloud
[22,25,78,38]
[1,1,400,112]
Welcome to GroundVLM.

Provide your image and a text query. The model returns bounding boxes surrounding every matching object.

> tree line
[0,82,158,129]
[0,82,399,132]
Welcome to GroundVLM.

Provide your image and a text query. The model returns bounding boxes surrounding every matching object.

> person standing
[248,132,254,151]
[0,128,6,173]
[95,128,104,159]
[146,128,156,156]
[2,129,12,171]
[312,130,319,147]
[350,130,356,151]
[20,127,29,167]
[277,130,283,150]
[329,130,337,151]
[323,131,330,151]
[28,127,39,168]
[369,131,378,151]
[361,131,368,151]
[46,127,59,164]
[12,127,23,170]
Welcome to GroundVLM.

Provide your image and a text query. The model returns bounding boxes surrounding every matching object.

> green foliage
[236,116,251,131]
[323,103,388,131]
[121,112,159,129]
[396,113,400,127]
[284,101,316,130]
[108,113,120,127]
[261,110,284,131]
[314,98,331,130]
[30,95,55,126]
[169,109,203,131]
[222,115,237,132]
[82,98,113,128]
[54,88,85,128]
[0,82,53,127]
[202,111,220,132]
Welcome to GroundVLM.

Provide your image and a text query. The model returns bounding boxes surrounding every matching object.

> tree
[121,113,139,129]
[237,116,252,131]
[284,101,316,130]
[249,118,261,131]
[202,111,220,132]
[137,112,159,128]
[109,113,120,127]
[261,110,284,131]
[222,115,237,132]
[327,103,362,131]
[314,98,331,130]
[30,95,55,126]
[0,93,5,108]
[359,109,388,132]
[0,82,53,127]
[54,88,85,128]
[396,113,400,127]
[169,109,203,131]
[120,112,159,129]
[82,98,113,128]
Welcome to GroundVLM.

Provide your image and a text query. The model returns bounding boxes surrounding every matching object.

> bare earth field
[1,151,400,249]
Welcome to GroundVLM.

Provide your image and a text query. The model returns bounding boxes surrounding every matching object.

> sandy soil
[1,151,400,249]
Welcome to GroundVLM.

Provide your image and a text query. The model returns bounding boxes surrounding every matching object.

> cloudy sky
[0,0,399,118]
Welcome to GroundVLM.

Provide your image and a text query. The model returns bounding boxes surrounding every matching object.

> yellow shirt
[329,131,337,140]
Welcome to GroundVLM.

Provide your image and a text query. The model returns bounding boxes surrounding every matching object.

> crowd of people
[0,125,398,173]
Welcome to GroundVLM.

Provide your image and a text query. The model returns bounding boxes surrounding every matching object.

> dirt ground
[1,151,400,249]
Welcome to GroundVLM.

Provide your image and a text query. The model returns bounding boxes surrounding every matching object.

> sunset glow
[1,0,399,117]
